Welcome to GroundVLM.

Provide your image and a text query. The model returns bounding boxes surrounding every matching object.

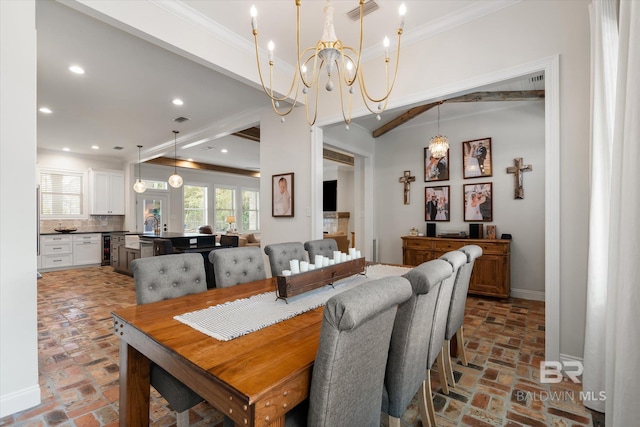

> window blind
[40,170,84,217]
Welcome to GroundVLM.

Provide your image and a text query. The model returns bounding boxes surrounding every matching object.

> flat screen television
[323,180,337,211]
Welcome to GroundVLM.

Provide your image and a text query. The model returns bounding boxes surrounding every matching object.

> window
[40,169,85,218]
[242,189,260,231]
[215,187,235,232]
[184,184,208,232]
[142,180,168,190]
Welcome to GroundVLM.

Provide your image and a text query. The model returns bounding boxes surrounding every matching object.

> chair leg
[442,340,456,388]
[456,326,469,366]
[423,371,437,427]
[389,415,402,427]
[436,350,449,395]
[176,409,190,427]
[418,380,431,427]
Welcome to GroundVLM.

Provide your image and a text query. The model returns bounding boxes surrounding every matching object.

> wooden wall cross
[506,158,532,199]
[399,170,416,205]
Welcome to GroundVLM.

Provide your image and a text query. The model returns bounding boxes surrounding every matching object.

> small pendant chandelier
[428,102,449,159]
[168,130,183,188]
[133,144,146,193]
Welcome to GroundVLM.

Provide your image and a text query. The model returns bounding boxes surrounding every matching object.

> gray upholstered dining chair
[285,275,413,427]
[441,245,483,388]
[263,241,307,276]
[130,253,206,427]
[219,234,239,247]
[208,246,266,288]
[382,259,454,427]
[303,238,338,260]
[153,238,183,256]
[404,250,466,426]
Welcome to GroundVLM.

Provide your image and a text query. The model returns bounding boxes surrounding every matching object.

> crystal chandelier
[168,130,183,188]
[428,103,449,159]
[250,0,406,128]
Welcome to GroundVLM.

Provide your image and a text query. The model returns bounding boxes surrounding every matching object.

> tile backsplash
[41,216,126,233]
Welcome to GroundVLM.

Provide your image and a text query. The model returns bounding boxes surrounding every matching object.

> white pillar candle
[300,261,309,272]
[356,250,362,258]
[315,255,324,269]
[282,269,291,276]
[346,255,352,261]
[329,259,335,265]
[308,264,316,270]
[323,256,330,267]
[289,259,300,274]
[349,248,356,257]
[333,251,341,262]
[341,253,347,262]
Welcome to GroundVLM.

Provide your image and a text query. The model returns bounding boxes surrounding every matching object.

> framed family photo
[272,172,294,217]
[425,186,450,222]
[463,182,492,222]
[463,137,492,179]
[424,147,450,182]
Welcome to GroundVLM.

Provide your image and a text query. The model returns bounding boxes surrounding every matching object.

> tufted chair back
[446,245,483,340]
[130,253,206,426]
[300,276,412,427]
[198,225,214,234]
[382,259,453,421]
[263,241,307,276]
[131,253,207,305]
[304,238,338,260]
[208,247,267,288]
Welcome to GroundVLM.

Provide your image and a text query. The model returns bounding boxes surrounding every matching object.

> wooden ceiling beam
[232,126,260,142]
[146,157,260,178]
[372,90,545,138]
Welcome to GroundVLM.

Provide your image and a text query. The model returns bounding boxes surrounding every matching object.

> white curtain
[584,0,640,424]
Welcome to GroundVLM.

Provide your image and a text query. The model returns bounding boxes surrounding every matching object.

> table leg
[119,341,150,426]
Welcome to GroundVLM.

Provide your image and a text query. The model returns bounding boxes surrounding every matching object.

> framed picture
[464,182,492,222]
[272,172,294,217]
[463,137,492,179]
[486,225,497,239]
[424,147,449,182]
[425,185,450,222]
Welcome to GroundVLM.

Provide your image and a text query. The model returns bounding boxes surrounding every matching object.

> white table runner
[174,264,412,341]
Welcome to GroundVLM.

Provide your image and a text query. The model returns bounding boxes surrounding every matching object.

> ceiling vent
[530,74,544,83]
[173,116,190,123]
[346,0,380,21]
[112,146,124,150]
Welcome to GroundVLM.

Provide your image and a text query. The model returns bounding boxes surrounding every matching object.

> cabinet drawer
[433,240,466,251]
[41,235,72,244]
[476,242,509,255]
[403,238,435,250]
[72,233,100,243]
[42,254,73,268]
[42,241,72,255]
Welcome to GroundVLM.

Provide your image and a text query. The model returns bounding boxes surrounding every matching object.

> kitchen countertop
[40,230,129,235]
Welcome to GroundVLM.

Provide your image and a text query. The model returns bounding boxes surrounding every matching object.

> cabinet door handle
[53,247,62,250]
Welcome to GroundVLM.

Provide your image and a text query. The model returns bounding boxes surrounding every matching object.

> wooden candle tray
[275,257,366,302]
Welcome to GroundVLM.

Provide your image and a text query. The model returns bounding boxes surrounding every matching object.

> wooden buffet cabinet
[401,236,511,298]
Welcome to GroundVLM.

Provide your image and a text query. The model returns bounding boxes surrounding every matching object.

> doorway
[136,192,169,234]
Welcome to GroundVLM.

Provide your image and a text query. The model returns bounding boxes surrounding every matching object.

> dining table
[113,276,324,427]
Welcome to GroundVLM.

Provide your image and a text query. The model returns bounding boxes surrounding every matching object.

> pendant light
[428,102,449,159]
[168,130,183,188]
[133,145,147,193]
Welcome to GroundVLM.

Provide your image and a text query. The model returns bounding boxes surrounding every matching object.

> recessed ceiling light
[221,149,228,153]
[187,158,194,162]
[62,147,70,152]
[39,107,52,114]
[91,145,99,150]
[172,98,184,106]
[69,65,85,74]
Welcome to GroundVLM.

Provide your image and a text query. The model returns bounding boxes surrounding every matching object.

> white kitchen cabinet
[72,233,102,265]
[90,170,124,215]
[41,235,73,269]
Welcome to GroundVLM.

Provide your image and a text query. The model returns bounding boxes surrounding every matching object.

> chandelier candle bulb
[399,3,406,30]
[267,40,274,61]
[250,5,257,31]
[383,36,390,59]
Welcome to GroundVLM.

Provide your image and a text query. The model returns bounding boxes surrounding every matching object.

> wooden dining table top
[112,277,324,426]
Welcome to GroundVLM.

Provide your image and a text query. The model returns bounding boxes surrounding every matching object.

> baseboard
[0,385,41,418]
[510,288,545,301]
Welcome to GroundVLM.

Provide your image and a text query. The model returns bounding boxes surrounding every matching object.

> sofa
[225,232,261,247]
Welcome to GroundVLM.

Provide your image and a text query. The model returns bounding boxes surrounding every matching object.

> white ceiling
[35,0,534,171]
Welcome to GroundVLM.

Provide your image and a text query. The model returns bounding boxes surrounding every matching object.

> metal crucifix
[506,158,532,199]
[399,170,416,205]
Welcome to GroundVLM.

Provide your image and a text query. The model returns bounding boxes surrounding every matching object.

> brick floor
[0,266,600,426]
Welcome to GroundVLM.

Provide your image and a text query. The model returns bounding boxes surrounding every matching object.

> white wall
[375,102,545,296]
[0,0,40,417]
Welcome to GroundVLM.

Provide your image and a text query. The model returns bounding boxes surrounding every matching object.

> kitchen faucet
[144,215,160,235]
